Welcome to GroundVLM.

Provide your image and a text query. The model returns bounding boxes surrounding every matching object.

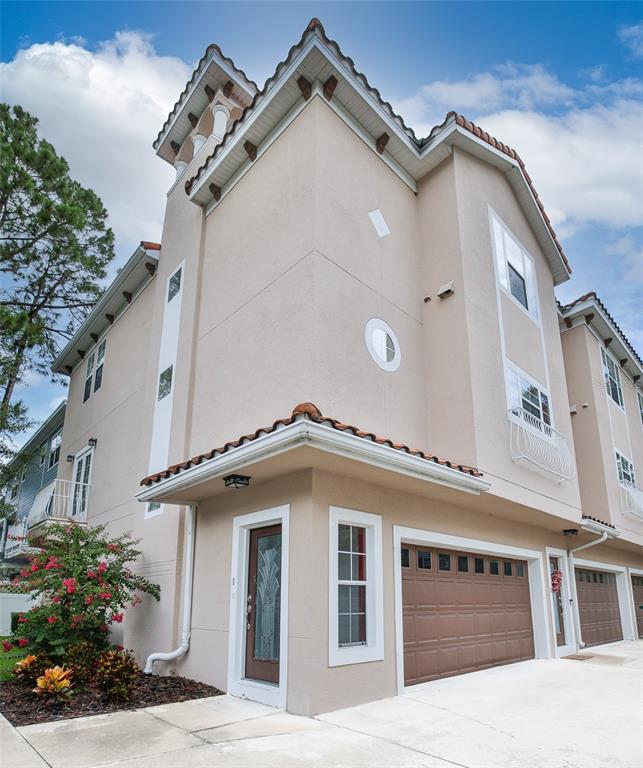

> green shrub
[95,649,140,701]
[10,612,20,634]
[63,641,100,687]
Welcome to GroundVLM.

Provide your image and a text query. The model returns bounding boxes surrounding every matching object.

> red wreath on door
[551,569,563,593]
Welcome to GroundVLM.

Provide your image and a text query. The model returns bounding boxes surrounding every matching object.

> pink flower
[18,616,27,624]
[17,639,28,648]
[51,596,61,604]
[98,591,112,600]
[19,569,28,578]
[11,577,20,586]
[44,557,61,570]
[97,561,107,573]
[107,544,118,552]
[131,594,143,608]
[2,640,12,652]
[30,562,39,573]
[62,578,77,594]
[84,595,94,605]
[112,613,123,623]
[47,616,58,624]
[87,569,96,579]
[70,615,83,627]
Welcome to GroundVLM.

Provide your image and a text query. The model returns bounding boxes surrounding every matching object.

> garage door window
[329,507,384,666]
[418,551,432,570]
[438,553,451,571]
[490,560,500,575]
[474,557,485,574]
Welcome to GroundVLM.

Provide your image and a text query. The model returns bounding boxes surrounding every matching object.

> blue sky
[1,2,642,444]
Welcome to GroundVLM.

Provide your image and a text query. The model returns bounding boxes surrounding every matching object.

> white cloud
[604,235,643,284]
[619,21,643,59]
[392,64,643,235]
[0,32,191,264]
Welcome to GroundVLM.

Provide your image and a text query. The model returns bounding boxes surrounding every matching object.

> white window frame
[365,318,401,372]
[329,506,384,667]
[490,209,539,323]
[505,361,553,434]
[544,546,577,658]
[82,337,107,402]
[615,449,635,487]
[601,348,624,409]
[47,428,62,470]
[227,505,289,709]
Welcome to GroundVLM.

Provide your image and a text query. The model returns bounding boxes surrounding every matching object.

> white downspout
[144,504,197,674]
[567,530,608,650]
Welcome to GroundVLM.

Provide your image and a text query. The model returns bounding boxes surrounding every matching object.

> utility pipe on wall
[567,530,608,650]
[144,504,197,675]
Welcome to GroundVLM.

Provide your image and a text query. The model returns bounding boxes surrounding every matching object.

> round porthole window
[365,318,401,372]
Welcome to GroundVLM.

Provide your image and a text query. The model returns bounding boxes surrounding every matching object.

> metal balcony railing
[29,478,90,527]
[4,519,29,559]
[620,481,643,519]
[508,407,575,481]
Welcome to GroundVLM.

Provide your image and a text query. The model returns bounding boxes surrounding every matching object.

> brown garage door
[631,575,643,639]
[402,546,534,685]
[575,568,622,646]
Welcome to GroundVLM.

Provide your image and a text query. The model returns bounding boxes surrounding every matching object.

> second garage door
[402,546,534,685]
[575,568,622,646]
[632,575,643,639]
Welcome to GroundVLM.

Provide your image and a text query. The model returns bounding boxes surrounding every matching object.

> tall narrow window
[94,340,106,392]
[508,262,528,310]
[39,441,47,466]
[491,211,539,320]
[638,390,643,427]
[601,349,624,407]
[83,351,95,402]
[157,365,173,401]
[337,524,366,646]
[167,267,182,302]
[48,429,62,469]
[330,507,383,666]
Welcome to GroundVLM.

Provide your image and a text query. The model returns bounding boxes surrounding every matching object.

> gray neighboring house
[1,402,67,564]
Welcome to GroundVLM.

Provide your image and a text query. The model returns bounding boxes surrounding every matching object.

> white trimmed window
[47,429,62,470]
[506,364,551,429]
[601,349,624,408]
[365,318,401,372]
[83,339,106,402]
[616,451,635,487]
[491,211,538,320]
[167,267,182,303]
[329,507,384,667]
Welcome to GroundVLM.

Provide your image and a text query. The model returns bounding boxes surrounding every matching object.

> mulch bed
[0,674,223,726]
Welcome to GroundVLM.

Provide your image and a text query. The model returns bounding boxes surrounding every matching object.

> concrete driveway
[4,641,641,768]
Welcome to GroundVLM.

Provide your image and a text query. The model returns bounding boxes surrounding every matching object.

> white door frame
[227,505,289,708]
[628,566,643,638]
[545,546,577,657]
[573,557,636,642]
[393,526,551,694]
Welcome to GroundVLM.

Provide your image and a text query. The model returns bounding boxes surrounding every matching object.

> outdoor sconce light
[223,474,251,489]
[88,438,98,447]
[66,455,75,463]
[563,529,579,537]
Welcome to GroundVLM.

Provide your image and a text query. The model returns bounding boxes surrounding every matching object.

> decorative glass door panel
[245,525,281,683]
[71,450,92,519]
[549,556,566,647]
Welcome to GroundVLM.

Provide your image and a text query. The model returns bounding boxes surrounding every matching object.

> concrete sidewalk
[5,641,642,768]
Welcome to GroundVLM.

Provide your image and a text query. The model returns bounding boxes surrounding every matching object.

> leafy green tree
[0,103,115,437]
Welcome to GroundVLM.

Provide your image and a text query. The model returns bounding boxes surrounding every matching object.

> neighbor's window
[48,429,62,470]
[601,349,624,408]
[157,366,173,401]
[83,351,95,403]
[506,365,551,427]
[94,340,106,393]
[616,451,635,487]
[39,441,47,466]
[330,507,383,667]
[167,267,182,303]
[491,211,538,320]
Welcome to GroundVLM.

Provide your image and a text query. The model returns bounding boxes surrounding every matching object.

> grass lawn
[0,637,24,682]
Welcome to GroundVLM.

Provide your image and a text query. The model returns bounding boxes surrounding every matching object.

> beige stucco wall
[175,467,643,716]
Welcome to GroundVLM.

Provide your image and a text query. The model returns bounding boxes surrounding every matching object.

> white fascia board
[136,419,490,503]
[581,520,620,537]
[52,246,158,374]
[155,50,256,155]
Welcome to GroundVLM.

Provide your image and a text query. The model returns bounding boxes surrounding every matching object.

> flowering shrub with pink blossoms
[2,523,159,659]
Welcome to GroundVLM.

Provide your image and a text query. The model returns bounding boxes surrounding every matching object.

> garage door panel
[631,576,643,638]
[575,568,622,647]
[402,546,534,685]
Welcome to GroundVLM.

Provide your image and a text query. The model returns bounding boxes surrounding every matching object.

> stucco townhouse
[2,19,642,716]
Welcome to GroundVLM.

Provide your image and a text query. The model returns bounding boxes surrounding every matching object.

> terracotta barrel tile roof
[140,241,161,251]
[140,402,483,487]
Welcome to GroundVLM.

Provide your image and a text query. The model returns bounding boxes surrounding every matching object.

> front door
[549,556,566,646]
[71,449,93,519]
[245,524,282,684]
